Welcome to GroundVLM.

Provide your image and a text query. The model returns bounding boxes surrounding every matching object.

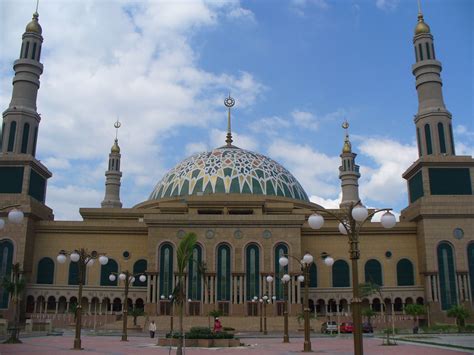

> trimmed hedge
[166,326,234,339]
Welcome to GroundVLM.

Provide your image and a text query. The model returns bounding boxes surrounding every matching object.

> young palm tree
[447,305,470,332]
[1,263,26,344]
[174,232,197,355]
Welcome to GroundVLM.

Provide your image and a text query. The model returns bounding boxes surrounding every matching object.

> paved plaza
[0,334,472,355]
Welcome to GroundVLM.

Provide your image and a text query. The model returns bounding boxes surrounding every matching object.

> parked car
[339,322,354,333]
[362,322,374,333]
[321,321,338,334]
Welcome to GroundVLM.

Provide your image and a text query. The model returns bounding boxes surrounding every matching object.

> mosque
[0,6,472,328]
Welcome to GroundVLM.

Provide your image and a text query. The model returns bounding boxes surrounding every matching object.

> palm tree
[447,305,470,332]
[174,232,197,355]
[404,304,425,333]
[1,263,26,344]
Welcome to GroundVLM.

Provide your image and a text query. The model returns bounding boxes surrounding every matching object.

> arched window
[32,127,38,156]
[133,259,147,287]
[449,124,455,154]
[24,42,30,58]
[187,245,202,300]
[246,244,260,300]
[437,242,457,310]
[21,123,30,154]
[159,243,173,297]
[397,259,414,286]
[32,43,37,60]
[424,124,432,155]
[217,244,231,301]
[365,259,383,286]
[68,261,85,285]
[467,243,474,301]
[7,121,16,152]
[416,127,422,156]
[438,122,446,154]
[332,260,350,287]
[0,240,14,308]
[36,257,54,284]
[100,258,118,286]
[274,243,288,300]
[309,263,317,287]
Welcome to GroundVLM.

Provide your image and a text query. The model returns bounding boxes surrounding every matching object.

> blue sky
[1,0,472,220]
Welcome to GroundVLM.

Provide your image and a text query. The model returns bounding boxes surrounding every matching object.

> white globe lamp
[282,274,291,283]
[8,209,24,224]
[338,223,348,235]
[139,275,147,283]
[324,256,335,266]
[266,275,274,283]
[297,275,304,282]
[308,213,324,229]
[99,255,109,265]
[70,252,80,262]
[381,211,396,229]
[109,274,116,282]
[279,257,289,267]
[119,273,126,281]
[56,254,67,264]
[351,205,368,222]
[303,253,313,265]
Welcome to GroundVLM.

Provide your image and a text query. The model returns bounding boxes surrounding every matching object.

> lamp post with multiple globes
[57,249,109,350]
[278,253,334,352]
[0,205,24,344]
[308,202,396,355]
[108,271,147,341]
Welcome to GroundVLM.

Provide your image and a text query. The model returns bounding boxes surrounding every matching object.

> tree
[173,232,197,355]
[362,308,376,326]
[1,263,26,344]
[128,307,144,326]
[404,304,425,333]
[447,305,470,332]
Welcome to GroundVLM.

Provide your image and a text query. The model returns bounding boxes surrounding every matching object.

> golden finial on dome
[25,11,42,34]
[342,120,352,153]
[224,94,235,147]
[414,0,430,35]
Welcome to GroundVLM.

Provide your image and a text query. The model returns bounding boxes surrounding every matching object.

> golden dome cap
[342,137,352,153]
[414,13,430,35]
[25,12,42,35]
[111,139,120,153]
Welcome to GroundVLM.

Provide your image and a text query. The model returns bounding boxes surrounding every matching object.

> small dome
[414,14,430,35]
[25,12,42,35]
[111,139,120,153]
[149,146,309,202]
[342,139,351,153]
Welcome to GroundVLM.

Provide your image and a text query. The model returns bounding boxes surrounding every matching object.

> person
[213,317,222,333]
[149,320,156,338]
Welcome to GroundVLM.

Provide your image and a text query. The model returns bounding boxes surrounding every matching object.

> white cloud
[185,142,208,156]
[310,193,341,209]
[42,157,71,170]
[290,0,329,16]
[292,110,319,131]
[227,7,256,23]
[375,0,400,12]
[210,129,259,151]
[46,185,103,220]
[251,116,291,135]
[357,137,417,206]
[454,124,474,156]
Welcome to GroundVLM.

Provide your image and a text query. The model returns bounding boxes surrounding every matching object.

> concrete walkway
[0,335,472,354]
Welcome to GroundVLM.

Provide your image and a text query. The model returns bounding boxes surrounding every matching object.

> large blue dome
[149,146,309,202]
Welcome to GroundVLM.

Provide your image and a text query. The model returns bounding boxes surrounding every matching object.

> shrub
[167,327,234,339]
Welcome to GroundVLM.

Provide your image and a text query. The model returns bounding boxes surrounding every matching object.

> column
[55,301,59,314]
[296,276,301,304]
[147,275,152,303]
[204,275,208,304]
[155,275,159,303]
[243,275,247,303]
[425,275,433,302]
[210,276,215,304]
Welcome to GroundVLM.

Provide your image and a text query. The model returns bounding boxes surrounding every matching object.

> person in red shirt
[213,317,222,333]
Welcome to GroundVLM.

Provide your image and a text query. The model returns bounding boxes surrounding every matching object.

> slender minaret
[1,11,44,156]
[101,120,123,208]
[339,121,361,208]
[412,2,455,157]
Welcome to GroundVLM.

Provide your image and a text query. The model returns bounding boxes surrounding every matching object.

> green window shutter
[21,123,29,153]
[0,240,14,308]
[429,168,472,195]
[416,127,422,156]
[187,246,202,300]
[7,121,16,152]
[274,243,288,300]
[37,257,54,284]
[397,259,414,286]
[217,244,231,301]
[409,170,424,203]
[437,243,458,310]
[364,259,383,286]
[424,124,432,155]
[159,244,173,297]
[0,167,24,193]
[448,124,455,155]
[100,259,118,286]
[28,169,46,202]
[309,263,317,287]
[332,260,350,287]
[438,122,446,154]
[246,244,260,300]
[468,244,474,301]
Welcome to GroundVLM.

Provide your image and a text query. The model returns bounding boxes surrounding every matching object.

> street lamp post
[259,298,263,332]
[161,294,174,333]
[279,253,334,352]
[281,273,291,343]
[109,271,146,341]
[0,205,24,344]
[308,202,396,355]
[264,275,274,336]
[57,249,109,350]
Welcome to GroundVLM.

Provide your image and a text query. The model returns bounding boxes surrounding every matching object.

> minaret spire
[412,3,455,157]
[339,121,361,208]
[101,120,123,208]
[224,95,235,146]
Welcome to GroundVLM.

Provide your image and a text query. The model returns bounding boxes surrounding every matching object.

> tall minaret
[339,121,361,208]
[101,121,123,208]
[1,11,44,156]
[412,3,455,157]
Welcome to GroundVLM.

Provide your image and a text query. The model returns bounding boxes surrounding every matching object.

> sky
[0,0,472,220]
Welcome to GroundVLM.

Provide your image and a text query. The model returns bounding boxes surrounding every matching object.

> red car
[339,322,354,333]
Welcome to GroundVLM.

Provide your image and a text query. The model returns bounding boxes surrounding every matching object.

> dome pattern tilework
[149,147,309,202]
